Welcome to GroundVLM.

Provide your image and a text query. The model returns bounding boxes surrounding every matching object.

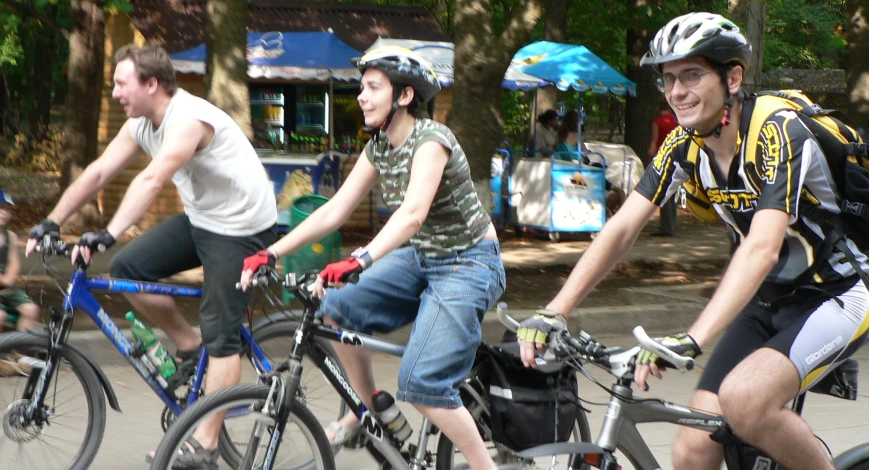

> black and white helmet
[355,46,441,102]
[640,13,751,72]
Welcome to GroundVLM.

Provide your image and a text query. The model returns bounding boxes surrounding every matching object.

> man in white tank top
[25,44,277,466]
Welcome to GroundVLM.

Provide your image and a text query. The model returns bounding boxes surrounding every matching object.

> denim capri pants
[318,239,506,409]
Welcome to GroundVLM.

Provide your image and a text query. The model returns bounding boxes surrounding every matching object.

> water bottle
[127,312,177,386]
[372,390,412,444]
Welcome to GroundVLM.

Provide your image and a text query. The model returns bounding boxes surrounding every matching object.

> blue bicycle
[0,239,346,470]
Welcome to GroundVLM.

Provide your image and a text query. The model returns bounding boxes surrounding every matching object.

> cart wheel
[549,232,560,243]
[513,226,524,238]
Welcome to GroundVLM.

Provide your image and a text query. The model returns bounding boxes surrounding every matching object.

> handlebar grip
[345,272,360,284]
[632,326,695,371]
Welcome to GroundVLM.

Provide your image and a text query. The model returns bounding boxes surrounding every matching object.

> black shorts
[109,214,277,357]
[697,277,869,394]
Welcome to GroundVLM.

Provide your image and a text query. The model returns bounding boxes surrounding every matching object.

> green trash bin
[282,195,342,303]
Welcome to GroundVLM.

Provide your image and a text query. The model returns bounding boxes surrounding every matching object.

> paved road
[3,328,867,470]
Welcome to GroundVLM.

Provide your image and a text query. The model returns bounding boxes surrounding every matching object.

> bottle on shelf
[127,311,177,387]
[372,390,412,445]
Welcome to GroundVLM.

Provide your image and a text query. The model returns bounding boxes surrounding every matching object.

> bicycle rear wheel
[151,383,334,470]
[0,332,106,470]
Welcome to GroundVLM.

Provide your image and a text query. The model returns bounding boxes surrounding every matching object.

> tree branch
[495,0,545,63]
[1,0,70,40]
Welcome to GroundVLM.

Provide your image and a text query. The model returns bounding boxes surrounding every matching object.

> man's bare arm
[105,119,207,238]
[546,190,659,316]
[47,120,143,225]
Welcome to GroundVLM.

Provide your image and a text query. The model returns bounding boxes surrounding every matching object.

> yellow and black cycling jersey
[635,104,869,294]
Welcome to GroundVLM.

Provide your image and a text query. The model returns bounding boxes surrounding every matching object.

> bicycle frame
[260,300,448,470]
[28,267,274,421]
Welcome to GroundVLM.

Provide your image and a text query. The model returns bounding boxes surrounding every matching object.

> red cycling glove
[242,250,275,273]
[319,257,363,284]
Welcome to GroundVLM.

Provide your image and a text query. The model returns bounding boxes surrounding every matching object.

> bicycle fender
[28,330,122,412]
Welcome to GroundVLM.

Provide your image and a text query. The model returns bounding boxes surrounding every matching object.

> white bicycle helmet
[640,12,751,72]
[355,46,441,102]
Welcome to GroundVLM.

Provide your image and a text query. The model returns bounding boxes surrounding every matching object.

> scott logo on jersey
[705,188,759,212]
[758,120,785,184]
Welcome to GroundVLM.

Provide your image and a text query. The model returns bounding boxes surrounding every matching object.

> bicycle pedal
[343,433,369,449]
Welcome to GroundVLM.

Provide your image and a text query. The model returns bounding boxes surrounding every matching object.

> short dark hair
[114,44,177,95]
[538,110,558,124]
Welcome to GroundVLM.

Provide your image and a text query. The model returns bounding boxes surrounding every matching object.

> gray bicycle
[495,309,869,470]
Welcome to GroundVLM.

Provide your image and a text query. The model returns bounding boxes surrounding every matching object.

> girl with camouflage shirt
[241,47,505,468]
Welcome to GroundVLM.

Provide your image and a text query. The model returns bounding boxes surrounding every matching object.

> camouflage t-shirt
[365,118,491,257]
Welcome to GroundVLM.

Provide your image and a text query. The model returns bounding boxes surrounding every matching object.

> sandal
[326,420,364,447]
[144,437,218,470]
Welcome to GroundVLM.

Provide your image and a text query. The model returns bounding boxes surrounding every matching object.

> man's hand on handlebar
[25,219,61,257]
[71,230,116,265]
[517,309,567,368]
[634,332,701,391]
[240,249,277,292]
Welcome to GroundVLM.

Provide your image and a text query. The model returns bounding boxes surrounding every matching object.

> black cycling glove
[29,219,61,241]
[78,230,116,252]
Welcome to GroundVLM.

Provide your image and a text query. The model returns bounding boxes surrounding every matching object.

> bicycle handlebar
[495,303,695,377]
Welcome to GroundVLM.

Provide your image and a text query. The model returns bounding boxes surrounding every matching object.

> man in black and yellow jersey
[516,12,869,470]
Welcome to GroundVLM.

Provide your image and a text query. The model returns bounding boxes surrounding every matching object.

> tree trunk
[624,1,662,159]
[60,0,105,231]
[743,0,766,93]
[205,0,251,138]
[535,0,568,120]
[847,0,869,130]
[32,8,57,141]
[448,0,545,210]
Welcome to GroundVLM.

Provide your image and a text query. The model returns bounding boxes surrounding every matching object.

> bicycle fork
[239,363,300,470]
[21,308,69,426]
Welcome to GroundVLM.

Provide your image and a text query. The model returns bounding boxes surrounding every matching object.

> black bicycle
[151,269,593,470]
[493,312,869,470]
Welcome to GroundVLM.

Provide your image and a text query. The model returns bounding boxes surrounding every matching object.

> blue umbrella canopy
[170,31,362,81]
[512,41,636,96]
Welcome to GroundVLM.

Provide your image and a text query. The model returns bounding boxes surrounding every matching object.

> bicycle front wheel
[0,331,107,470]
[835,443,869,470]
[152,383,334,470]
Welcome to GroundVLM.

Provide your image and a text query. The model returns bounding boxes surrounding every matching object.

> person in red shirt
[647,98,679,236]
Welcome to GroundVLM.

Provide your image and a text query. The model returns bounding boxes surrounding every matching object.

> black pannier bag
[484,341,579,451]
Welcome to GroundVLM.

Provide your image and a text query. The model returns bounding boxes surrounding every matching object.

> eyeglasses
[656,70,717,92]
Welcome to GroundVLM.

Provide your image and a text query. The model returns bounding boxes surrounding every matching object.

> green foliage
[0,13,24,66]
[758,0,846,69]
[104,0,134,14]
[499,90,534,148]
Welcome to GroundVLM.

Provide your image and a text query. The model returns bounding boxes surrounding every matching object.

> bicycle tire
[151,383,335,470]
[434,379,593,470]
[835,443,869,470]
[219,320,348,467]
[0,331,107,470]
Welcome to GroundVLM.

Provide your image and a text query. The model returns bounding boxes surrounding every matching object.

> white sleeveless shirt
[128,89,277,236]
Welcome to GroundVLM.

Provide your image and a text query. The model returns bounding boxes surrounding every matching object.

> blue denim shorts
[318,239,506,408]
